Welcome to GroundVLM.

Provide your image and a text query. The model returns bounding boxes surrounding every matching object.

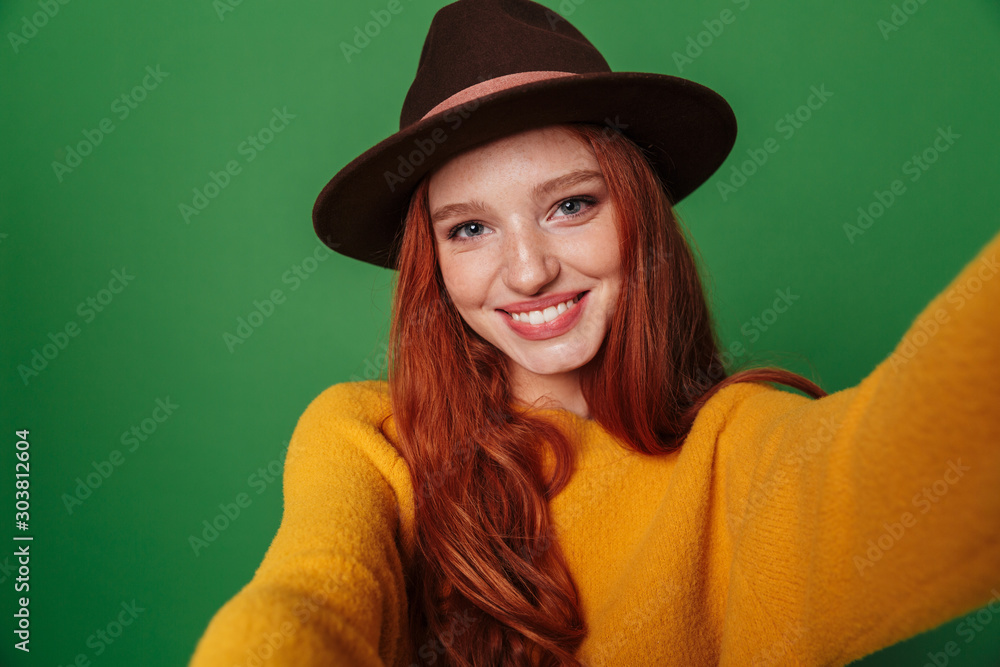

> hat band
[420,70,577,121]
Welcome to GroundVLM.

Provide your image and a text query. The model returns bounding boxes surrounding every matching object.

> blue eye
[444,196,598,242]
[559,199,583,215]
[555,196,597,217]
[447,222,487,239]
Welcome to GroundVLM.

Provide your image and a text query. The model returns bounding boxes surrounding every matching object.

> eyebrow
[430,169,605,225]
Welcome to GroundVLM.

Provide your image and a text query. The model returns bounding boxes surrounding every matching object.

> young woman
[190,1,1000,665]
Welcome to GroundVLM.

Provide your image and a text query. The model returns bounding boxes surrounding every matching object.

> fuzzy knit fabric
[190,229,1000,666]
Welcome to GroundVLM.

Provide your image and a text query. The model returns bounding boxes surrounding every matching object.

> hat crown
[400,0,611,129]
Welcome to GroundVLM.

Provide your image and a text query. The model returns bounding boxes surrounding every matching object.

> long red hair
[384,122,825,666]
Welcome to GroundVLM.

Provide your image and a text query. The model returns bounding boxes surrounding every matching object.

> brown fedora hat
[312,0,737,269]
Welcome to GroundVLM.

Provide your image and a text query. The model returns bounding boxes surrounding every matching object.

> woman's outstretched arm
[715,228,1000,665]
[189,383,412,667]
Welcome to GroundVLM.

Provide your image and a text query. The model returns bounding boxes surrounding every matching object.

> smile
[509,292,584,324]
[498,291,590,341]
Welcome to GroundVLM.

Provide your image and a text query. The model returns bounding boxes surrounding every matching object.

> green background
[2,0,999,664]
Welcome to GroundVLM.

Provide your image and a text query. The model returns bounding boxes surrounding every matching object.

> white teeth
[509,294,583,325]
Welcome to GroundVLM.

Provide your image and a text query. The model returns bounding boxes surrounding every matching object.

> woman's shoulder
[298,379,393,425]
[686,378,820,454]
[290,380,416,548]
[698,379,808,425]
[291,379,400,460]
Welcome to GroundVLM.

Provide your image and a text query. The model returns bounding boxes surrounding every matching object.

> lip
[497,290,587,314]
[498,291,589,341]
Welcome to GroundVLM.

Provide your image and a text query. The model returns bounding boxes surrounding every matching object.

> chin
[508,343,600,377]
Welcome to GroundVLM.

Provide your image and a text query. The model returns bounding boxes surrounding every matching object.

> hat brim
[312,71,737,270]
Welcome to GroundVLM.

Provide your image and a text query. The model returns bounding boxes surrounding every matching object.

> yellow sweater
[190,229,1000,666]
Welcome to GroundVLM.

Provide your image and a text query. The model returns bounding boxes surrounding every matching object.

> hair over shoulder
[383,122,825,667]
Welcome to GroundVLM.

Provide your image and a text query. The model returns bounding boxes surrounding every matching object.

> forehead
[427,125,599,199]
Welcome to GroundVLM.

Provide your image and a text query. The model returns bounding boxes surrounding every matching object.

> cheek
[574,225,622,280]
[438,254,487,312]
[579,224,623,307]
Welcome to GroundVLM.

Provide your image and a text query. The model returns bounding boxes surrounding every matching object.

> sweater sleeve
[189,383,412,667]
[715,229,1000,665]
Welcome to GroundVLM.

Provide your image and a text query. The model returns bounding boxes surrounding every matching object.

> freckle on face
[426,125,623,389]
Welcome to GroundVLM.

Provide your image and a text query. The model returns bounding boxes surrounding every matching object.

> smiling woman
[188,0,1000,665]
[428,127,624,418]
[386,119,832,665]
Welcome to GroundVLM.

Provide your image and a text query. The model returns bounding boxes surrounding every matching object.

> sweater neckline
[527,406,635,471]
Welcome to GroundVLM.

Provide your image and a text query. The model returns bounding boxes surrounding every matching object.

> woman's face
[428,125,623,389]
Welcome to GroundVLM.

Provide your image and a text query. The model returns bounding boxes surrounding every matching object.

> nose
[501,221,560,295]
